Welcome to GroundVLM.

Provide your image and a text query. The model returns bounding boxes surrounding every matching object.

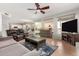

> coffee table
[25,36,46,50]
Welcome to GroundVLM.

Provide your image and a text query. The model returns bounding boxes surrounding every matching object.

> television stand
[62,32,79,46]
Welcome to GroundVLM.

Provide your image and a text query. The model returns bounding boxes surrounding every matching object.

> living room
[0,3,79,56]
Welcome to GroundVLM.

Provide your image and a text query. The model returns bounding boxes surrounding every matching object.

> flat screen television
[62,19,77,33]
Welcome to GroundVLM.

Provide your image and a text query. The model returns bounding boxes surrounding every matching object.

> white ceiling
[0,3,79,21]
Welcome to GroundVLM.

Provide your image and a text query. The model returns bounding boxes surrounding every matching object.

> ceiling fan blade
[35,3,40,9]
[27,9,36,10]
[40,6,49,10]
[40,10,45,14]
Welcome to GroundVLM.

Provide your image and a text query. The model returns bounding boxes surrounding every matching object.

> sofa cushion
[0,43,30,56]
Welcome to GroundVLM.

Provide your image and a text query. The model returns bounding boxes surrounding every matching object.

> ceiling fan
[27,3,50,14]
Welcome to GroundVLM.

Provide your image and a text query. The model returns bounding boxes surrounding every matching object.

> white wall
[2,15,10,37]
[43,21,53,30]
[0,13,2,36]
[34,22,42,30]
[52,18,62,40]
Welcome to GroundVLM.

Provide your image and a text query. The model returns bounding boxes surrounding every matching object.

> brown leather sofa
[6,29,25,41]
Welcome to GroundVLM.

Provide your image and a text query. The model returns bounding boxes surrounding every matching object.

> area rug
[22,42,35,51]
[39,45,58,56]
[22,41,58,56]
